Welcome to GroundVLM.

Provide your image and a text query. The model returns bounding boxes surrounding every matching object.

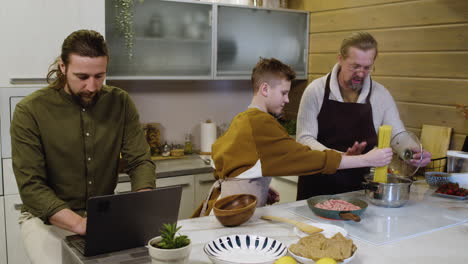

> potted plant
[147,223,191,264]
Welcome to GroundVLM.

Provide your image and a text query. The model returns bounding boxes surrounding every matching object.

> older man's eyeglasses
[348,64,373,74]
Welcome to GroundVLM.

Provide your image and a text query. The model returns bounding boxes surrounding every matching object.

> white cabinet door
[0,87,42,159]
[3,159,18,196]
[0,0,105,87]
[270,176,298,204]
[0,197,7,264]
[114,181,132,194]
[4,194,31,264]
[194,173,216,209]
[0,157,2,196]
[157,175,195,220]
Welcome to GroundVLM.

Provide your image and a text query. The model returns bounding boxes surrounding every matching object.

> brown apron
[296,73,377,200]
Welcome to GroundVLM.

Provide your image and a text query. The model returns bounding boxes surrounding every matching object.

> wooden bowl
[213,194,257,227]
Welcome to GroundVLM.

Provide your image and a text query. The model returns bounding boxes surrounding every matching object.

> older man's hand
[344,141,368,155]
[410,150,432,167]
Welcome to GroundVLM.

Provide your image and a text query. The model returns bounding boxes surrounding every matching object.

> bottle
[184,133,193,154]
[161,142,171,157]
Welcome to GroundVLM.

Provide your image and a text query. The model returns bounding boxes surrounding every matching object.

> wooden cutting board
[420,124,452,171]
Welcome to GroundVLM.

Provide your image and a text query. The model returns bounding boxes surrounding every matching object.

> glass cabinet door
[216,6,308,79]
[106,0,213,79]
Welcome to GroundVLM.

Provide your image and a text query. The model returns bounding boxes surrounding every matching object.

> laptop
[66,185,182,256]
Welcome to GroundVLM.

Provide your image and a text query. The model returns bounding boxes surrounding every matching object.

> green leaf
[156,223,191,249]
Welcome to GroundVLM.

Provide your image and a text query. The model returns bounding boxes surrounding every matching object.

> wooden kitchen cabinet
[270,176,298,204]
[156,175,196,220]
[0,0,105,87]
[4,194,31,264]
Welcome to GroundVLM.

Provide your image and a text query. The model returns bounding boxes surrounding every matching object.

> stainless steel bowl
[363,174,412,208]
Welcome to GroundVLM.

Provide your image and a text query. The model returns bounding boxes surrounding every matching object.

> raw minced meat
[315,199,361,211]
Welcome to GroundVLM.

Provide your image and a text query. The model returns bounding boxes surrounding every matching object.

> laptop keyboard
[66,235,86,255]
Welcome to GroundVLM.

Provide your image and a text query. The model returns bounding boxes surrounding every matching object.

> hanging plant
[114,0,144,60]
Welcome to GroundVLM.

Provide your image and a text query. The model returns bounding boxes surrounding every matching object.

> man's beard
[74,93,98,107]
[67,83,99,107]
[347,78,363,91]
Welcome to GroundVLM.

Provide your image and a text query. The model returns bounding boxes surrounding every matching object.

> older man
[296,31,431,199]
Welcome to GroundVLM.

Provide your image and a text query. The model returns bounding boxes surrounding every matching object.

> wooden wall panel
[292,0,468,151]
[373,77,468,105]
[309,0,468,33]
[307,75,468,106]
[397,102,467,134]
[308,52,468,78]
[289,0,408,12]
[309,24,468,53]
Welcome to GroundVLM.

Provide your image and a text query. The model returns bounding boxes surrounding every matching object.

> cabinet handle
[14,203,23,210]
[10,78,48,85]
[199,179,216,184]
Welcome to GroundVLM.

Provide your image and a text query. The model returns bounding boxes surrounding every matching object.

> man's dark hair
[47,29,109,89]
[251,57,296,93]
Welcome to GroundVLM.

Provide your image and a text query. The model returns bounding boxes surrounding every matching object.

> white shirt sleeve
[374,86,406,138]
[296,77,330,151]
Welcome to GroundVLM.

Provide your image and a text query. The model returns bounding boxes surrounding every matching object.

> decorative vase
[147,236,192,264]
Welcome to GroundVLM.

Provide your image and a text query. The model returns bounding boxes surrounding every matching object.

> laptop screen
[80,185,182,256]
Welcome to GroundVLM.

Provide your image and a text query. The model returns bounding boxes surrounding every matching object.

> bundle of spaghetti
[374,125,392,183]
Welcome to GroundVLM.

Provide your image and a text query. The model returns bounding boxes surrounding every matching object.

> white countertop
[63,182,468,264]
[180,181,468,264]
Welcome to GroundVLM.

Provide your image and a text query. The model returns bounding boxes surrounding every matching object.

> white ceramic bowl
[288,239,357,264]
[293,222,348,238]
[204,234,287,264]
[424,171,452,187]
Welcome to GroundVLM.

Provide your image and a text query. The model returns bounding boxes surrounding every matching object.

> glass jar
[184,133,193,154]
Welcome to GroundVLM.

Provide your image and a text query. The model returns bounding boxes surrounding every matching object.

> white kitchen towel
[200,121,217,153]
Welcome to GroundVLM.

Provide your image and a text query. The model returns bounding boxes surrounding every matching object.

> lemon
[274,256,297,264]
[315,257,337,264]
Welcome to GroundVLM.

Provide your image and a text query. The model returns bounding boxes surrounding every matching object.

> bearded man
[11,29,156,263]
[295,31,431,199]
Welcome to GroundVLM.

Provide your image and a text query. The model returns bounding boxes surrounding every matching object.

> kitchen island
[62,181,468,264]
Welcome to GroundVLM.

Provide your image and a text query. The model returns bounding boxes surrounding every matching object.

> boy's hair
[340,31,378,60]
[251,58,296,93]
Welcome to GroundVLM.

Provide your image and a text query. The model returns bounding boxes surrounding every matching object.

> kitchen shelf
[136,36,210,44]
[105,0,308,80]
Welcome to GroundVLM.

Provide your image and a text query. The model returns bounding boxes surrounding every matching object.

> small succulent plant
[154,223,190,249]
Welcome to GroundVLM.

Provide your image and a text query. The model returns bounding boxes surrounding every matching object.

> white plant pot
[147,236,192,264]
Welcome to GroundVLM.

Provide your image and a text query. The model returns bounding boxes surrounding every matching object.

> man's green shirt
[11,85,156,223]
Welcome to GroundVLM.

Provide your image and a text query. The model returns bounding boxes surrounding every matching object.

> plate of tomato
[434,183,468,200]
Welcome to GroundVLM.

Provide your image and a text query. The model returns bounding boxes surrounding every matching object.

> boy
[193,58,391,217]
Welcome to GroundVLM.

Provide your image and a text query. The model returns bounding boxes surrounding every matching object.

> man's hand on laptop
[75,217,87,236]
[50,208,87,235]
[137,188,152,192]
